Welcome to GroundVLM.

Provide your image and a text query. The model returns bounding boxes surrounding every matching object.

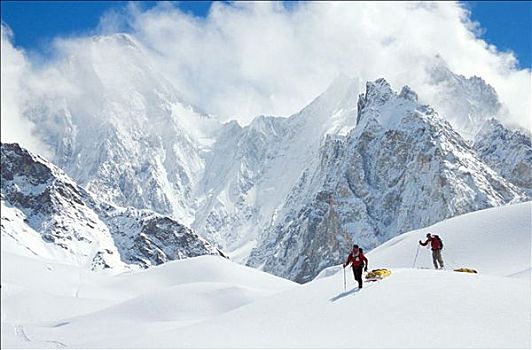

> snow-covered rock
[473,118,532,197]
[248,79,526,282]
[192,75,359,260]
[1,143,222,271]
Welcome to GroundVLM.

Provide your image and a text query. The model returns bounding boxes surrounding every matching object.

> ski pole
[343,266,346,292]
[412,244,420,268]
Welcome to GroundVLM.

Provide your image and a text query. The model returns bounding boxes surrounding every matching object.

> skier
[343,244,368,289]
[419,233,444,269]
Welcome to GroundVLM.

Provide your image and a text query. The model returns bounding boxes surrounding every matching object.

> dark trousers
[432,249,444,269]
[352,266,364,288]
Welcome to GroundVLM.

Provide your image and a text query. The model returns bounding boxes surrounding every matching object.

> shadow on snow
[329,287,359,302]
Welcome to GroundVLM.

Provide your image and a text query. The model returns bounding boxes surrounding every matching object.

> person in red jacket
[343,244,368,289]
[419,233,444,269]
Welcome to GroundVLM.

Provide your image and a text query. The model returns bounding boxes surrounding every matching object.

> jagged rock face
[1,143,121,269]
[96,205,225,268]
[192,76,359,259]
[1,143,222,270]
[473,119,532,197]
[247,79,525,283]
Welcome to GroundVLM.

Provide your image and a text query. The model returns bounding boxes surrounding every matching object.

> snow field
[2,202,530,348]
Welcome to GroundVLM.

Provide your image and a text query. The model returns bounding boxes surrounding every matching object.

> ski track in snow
[45,340,68,349]
[14,324,30,342]
[13,322,68,348]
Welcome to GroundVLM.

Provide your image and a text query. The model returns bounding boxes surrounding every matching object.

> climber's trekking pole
[412,244,420,268]
[343,266,346,291]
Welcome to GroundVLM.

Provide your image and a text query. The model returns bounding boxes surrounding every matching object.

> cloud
[121,1,530,129]
[1,1,530,157]
[1,25,51,156]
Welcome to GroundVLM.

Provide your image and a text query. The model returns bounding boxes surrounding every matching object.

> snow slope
[368,201,531,278]
[1,254,296,348]
[2,202,530,348]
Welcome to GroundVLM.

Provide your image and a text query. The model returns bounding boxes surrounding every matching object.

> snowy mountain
[191,116,293,259]
[1,143,222,270]
[193,76,359,260]
[11,33,530,281]
[427,60,503,139]
[23,34,223,226]
[10,34,362,264]
[247,79,526,282]
[473,118,532,197]
[2,202,530,348]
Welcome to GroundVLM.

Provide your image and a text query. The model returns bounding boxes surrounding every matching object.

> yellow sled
[454,268,478,274]
[365,268,392,281]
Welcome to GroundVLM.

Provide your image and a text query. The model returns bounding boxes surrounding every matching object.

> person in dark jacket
[343,244,368,289]
[419,233,444,269]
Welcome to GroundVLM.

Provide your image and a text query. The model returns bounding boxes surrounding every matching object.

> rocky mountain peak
[398,85,418,102]
[356,78,420,127]
[361,78,394,106]
[248,79,525,283]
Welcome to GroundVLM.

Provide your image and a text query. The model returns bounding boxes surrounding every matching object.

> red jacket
[420,236,443,250]
[344,251,368,268]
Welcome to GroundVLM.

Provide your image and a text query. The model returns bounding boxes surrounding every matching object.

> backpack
[433,235,443,249]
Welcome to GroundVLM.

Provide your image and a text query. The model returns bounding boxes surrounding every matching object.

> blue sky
[1,1,530,68]
[465,1,531,68]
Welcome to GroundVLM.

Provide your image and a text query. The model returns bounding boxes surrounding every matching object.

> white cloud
[122,2,528,127]
[1,25,51,155]
[1,1,530,156]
